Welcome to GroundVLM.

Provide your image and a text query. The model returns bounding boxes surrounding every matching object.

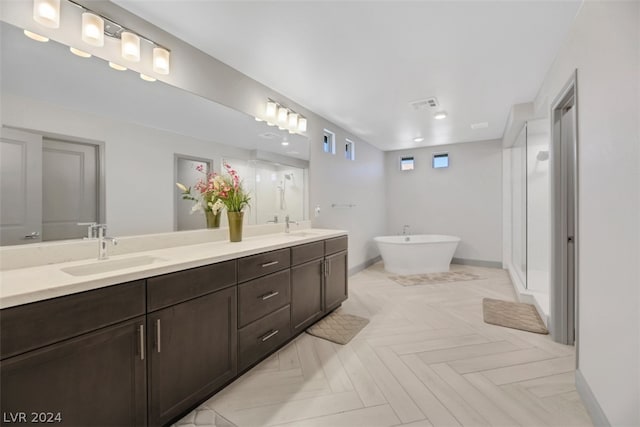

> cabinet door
[0,316,146,426]
[291,259,324,333]
[325,250,348,312]
[148,287,237,426]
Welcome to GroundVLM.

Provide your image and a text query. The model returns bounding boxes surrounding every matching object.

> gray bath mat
[482,298,549,334]
[306,312,369,345]
[172,407,236,427]
[389,271,484,286]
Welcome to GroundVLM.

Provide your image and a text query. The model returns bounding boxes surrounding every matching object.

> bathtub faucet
[402,225,410,235]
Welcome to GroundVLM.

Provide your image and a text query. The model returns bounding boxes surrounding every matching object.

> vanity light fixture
[288,112,299,129]
[69,47,91,58]
[33,0,60,28]
[259,99,307,133]
[23,30,49,42]
[277,107,289,125]
[108,62,127,71]
[152,47,170,75]
[434,111,448,120]
[81,12,104,46]
[121,31,141,62]
[297,117,307,133]
[139,73,156,82]
[265,101,278,119]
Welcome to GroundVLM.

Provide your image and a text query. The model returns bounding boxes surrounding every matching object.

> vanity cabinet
[291,241,325,333]
[0,281,147,426]
[146,260,237,426]
[324,237,349,312]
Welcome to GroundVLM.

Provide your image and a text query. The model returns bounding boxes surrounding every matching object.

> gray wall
[385,139,502,263]
[532,1,640,425]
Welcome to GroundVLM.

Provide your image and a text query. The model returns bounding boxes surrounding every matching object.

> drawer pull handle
[261,261,279,268]
[139,324,145,361]
[156,319,161,353]
[260,291,279,301]
[260,329,279,342]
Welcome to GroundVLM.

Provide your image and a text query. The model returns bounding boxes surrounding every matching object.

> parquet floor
[176,263,593,427]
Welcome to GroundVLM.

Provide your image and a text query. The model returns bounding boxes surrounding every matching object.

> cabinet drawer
[238,269,291,328]
[325,236,348,255]
[237,248,290,283]
[0,280,145,360]
[147,260,236,312]
[238,305,291,371]
[291,241,324,266]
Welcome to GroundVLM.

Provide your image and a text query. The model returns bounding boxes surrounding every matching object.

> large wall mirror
[0,21,309,246]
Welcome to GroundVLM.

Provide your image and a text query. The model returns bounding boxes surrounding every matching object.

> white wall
[384,140,502,263]
[310,126,387,272]
[533,2,640,425]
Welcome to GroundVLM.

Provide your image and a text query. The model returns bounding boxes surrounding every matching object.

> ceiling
[113,0,582,151]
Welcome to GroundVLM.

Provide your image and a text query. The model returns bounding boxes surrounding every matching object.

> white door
[0,128,43,245]
[42,139,98,241]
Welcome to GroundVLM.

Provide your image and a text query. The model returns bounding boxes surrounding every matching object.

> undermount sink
[61,255,163,277]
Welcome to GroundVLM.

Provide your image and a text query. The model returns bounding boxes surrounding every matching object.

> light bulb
[82,12,104,47]
[33,0,60,28]
[23,30,49,42]
[153,47,170,75]
[265,101,277,118]
[70,47,91,58]
[297,117,307,132]
[121,31,140,62]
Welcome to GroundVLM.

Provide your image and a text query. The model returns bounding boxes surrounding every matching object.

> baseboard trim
[349,255,382,276]
[575,369,610,426]
[452,258,502,269]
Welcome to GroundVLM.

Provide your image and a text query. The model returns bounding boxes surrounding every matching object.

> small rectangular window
[433,153,449,168]
[345,139,355,160]
[323,129,335,154]
[400,156,414,171]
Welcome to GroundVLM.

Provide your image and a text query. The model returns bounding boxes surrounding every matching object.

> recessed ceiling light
[413,137,424,143]
[23,30,49,42]
[434,111,447,120]
[281,140,290,146]
[69,47,91,58]
[471,122,489,129]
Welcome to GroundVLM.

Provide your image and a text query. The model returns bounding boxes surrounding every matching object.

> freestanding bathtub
[374,234,461,275]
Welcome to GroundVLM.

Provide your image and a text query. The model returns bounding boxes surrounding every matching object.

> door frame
[549,70,579,353]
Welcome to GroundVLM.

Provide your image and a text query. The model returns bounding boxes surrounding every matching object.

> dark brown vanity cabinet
[291,241,325,333]
[0,281,147,426]
[324,237,349,312]
[146,261,237,426]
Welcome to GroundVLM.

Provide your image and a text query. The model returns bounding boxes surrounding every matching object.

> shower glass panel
[252,161,306,224]
[526,119,551,294]
[511,126,527,287]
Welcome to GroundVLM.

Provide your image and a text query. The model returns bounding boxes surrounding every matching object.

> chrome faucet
[402,225,410,235]
[78,222,98,239]
[96,224,117,260]
[266,215,279,224]
[285,215,299,233]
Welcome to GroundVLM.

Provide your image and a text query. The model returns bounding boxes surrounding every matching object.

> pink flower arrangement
[176,163,250,214]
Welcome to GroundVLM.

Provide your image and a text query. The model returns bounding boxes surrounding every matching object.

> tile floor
[175,263,593,427]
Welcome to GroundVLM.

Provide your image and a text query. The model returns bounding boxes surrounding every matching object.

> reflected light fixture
[281,140,290,146]
[70,47,91,58]
[413,137,424,143]
[434,111,448,120]
[265,101,278,119]
[297,117,307,133]
[121,31,141,62]
[81,12,104,46]
[33,0,60,28]
[140,73,156,82]
[277,107,288,125]
[24,30,49,42]
[108,62,127,71]
[288,112,299,129]
[153,47,170,75]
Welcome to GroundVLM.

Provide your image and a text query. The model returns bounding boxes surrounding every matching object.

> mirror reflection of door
[0,128,43,245]
[175,155,212,231]
[0,129,100,245]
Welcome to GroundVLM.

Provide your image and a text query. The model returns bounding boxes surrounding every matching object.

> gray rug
[306,312,369,345]
[483,298,549,334]
[389,271,484,286]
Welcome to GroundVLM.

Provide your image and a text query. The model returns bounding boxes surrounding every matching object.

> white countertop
[0,228,347,309]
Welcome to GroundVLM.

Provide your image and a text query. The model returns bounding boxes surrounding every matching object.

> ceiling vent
[409,97,439,111]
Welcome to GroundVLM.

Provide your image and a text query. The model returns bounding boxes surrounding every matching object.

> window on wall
[345,139,355,160]
[323,129,335,154]
[432,153,449,168]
